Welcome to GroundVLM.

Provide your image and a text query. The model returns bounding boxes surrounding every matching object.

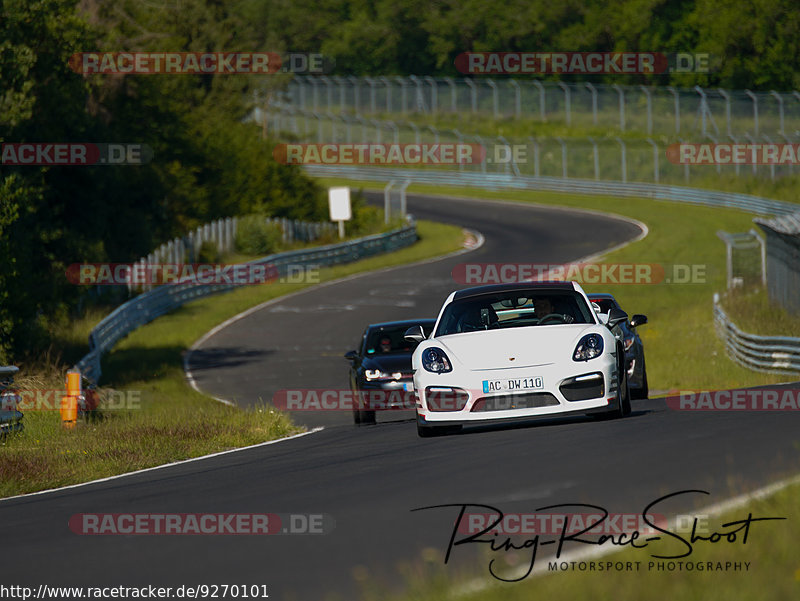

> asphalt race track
[3,193,800,600]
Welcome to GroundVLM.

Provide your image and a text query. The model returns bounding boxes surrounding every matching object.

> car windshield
[364,326,422,355]
[435,291,595,336]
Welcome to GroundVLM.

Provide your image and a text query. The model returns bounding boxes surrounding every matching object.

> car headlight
[421,347,452,373]
[365,369,391,381]
[623,336,635,352]
[573,334,604,361]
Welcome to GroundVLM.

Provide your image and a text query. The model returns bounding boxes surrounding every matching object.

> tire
[618,355,632,416]
[352,407,362,425]
[360,409,376,425]
[596,353,630,420]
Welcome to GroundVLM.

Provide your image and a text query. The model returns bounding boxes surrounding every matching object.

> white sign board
[328,187,352,221]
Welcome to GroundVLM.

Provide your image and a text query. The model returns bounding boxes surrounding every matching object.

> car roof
[452,282,577,301]
[366,319,436,330]
[587,293,617,300]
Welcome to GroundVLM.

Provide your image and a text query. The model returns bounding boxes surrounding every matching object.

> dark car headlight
[573,334,604,361]
[623,335,635,352]
[421,347,452,373]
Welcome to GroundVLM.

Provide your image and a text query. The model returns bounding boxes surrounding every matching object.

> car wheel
[618,355,632,416]
[352,406,362,425]
[360,409,376,425]
[595,354,630,420]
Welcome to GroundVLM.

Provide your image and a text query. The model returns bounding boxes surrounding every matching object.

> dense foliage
[1,0,796,362]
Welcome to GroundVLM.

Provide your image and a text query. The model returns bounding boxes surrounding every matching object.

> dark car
[588,293,649,400]
[344,319,436,425]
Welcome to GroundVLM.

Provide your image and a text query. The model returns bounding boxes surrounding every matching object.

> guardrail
[713,293,800,374]
[75,223,418,384]
[302,165,799,216]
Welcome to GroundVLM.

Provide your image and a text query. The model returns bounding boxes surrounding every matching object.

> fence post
[744,90,759,136]
[612,84,625,132]
[384,180,396,224]
[443,77,457,112]
[645,138,659,183]
[424,76,437,113]
[718,89,732,136]
[396,76,408,113]
[615,137,627,182]
[555,136,567,178]
[532,80,546,121]
[558,82,571,126]
[588,136,599,180]
[667,86,680,134]
[465,78,477,113]
[509,80,521,118]
[770,91,785,135]
[640,86,653,134]
[529,137,540,177]
[585,83,598,126]
[487,79,499,118]
[365,77,377,113]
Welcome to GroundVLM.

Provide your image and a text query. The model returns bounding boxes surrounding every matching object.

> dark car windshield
[364,325,427,355]
[435,290,595,336]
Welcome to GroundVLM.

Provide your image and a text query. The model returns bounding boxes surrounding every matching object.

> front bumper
[414,357,617,423]
[355,378,416,411]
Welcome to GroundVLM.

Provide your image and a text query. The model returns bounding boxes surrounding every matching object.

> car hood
[435,325,600,370]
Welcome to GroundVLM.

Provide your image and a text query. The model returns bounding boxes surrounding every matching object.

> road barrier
[713,293,800,374]
[74,223,417,384]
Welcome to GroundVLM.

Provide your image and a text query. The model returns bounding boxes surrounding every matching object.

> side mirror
[629,314,648,328]
[404,325,426,343]
[344,350,358,361]
[607,307,629,328]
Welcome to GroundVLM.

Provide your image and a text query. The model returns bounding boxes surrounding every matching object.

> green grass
[0,220,466,498]
[720,287,800,338]
[363,480,800,601]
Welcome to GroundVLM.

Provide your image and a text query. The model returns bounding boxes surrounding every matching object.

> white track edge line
[0,427,325,504]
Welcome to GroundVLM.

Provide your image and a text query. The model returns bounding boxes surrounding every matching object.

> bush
[197,240,221,263]
[234,216,284,255]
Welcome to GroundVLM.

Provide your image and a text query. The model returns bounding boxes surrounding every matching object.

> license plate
[482,376,544,394]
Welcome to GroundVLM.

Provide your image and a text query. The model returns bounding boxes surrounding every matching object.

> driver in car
[533,297,574,323]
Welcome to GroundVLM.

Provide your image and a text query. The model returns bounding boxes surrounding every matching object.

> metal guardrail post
[745,90,759,136]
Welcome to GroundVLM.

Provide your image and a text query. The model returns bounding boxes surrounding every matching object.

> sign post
[328,187,352,239]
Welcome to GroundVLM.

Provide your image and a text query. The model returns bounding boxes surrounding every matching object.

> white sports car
[405,282,631,437]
